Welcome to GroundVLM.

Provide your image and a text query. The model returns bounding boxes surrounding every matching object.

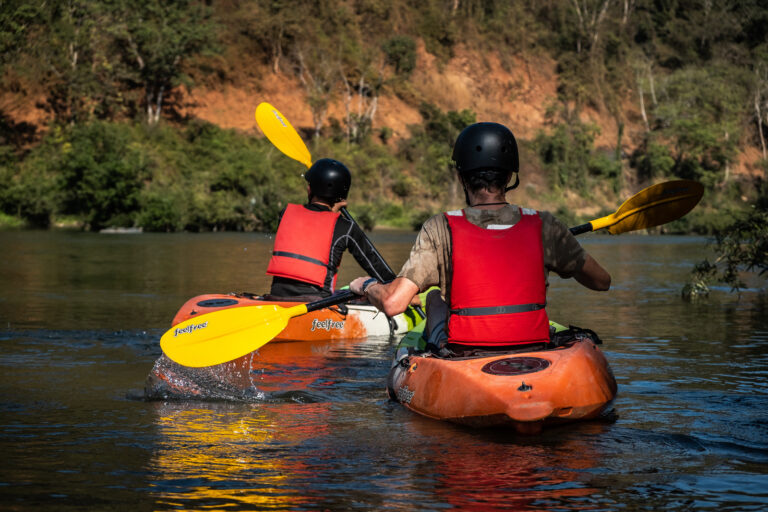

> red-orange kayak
[387,324,617,434]
[171,293,420,341]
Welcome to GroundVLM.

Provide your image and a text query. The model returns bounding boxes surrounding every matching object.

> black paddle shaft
[341,207,397,280]
[306,289,358,313]
[341,207,426,319]
[569,222,594,235]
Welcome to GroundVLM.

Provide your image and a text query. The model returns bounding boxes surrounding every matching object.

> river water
[1,230,766,510]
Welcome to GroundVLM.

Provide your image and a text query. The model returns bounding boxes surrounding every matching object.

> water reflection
[149,401,330,509]
[147,398,616,510]
[400,420,611,511]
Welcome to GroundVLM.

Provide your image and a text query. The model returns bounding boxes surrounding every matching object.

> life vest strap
[451,302,546,316]
[272,250,332,270]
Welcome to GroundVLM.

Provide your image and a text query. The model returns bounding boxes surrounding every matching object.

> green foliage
[0,120,307,232]
[534,108,619,191]
[5,0,218,125]
[378,126,393,145]
[28,0,117,124]
[0,211,24,229]
[391,173,418,199]
[0,0,37,67]
[378,202,406,226]
[382,35,417,75]
[683,186,768,299]
[552,205,581,230]
[416,3,456,61]
[652,66,747,186]
[57,122,149,230]
[136,190,182,232]
[631,137,676,181]
[398,103,476,200]
[1,129,68,227]
[111,0,219,123]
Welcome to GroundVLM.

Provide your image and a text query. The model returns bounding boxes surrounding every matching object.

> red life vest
[266,204,340,288]
[446,208,550,346]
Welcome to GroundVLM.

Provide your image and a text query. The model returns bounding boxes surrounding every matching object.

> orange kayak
[387,324,617,434]
[171,293,420,341]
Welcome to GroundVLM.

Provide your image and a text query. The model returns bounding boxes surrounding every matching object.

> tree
[570,0,613,56]
[399,103,475,202]
[653,66,748,186]
[340,48,384,144]
[57,122,149,230]
[683,183,768,299]
[296,44,339,139]
[0,0,37,70]
[382,35,417,75]
[0,0,39,146]
[111,0,217,124]
[26,0,114,125]
[752,46,768,162]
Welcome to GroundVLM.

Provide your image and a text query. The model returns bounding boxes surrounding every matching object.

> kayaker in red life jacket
[265,158,394,301]
[350,122,611,353]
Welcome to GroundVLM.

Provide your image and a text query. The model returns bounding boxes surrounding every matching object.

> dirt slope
[186,41,568,143]
[4,37,760,198]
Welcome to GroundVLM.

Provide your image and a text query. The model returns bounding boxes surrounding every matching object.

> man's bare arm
[350,276,419,317]
[573,254,611,291]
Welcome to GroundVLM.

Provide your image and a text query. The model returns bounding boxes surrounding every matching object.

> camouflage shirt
[398,205,586,297]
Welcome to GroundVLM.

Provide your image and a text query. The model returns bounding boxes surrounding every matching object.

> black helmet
[304,158,352,202]
[452,122,519,177]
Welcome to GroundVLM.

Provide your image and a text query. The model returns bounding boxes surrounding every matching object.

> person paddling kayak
[350,122,611,353]
[266,158,393,301]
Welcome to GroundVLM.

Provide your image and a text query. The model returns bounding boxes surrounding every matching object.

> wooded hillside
[1,0,766,232]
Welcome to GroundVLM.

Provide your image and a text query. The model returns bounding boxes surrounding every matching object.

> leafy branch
[683,187,768,300]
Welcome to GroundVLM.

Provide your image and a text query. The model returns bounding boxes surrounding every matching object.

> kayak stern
[389,338,617,434]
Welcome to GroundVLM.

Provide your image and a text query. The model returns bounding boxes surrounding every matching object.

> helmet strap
[463,187,471,207]
[504,173,519,192]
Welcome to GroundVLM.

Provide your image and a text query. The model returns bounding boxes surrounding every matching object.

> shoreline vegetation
[0,117,760,236]
[1,2,766,291]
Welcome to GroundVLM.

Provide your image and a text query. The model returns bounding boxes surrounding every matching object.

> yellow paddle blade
[160,303,308,367]
[591,180,704,234]
[255,102,312,169]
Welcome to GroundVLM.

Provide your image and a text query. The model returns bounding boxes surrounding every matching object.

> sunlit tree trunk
[648,63,658,107]
[637,72,649,132]
[570,0,613,54]
[755,69,768,161]
[621,0,636,25]
[273,25,284,74]
[296,50,335,138]
[341,73,378,144]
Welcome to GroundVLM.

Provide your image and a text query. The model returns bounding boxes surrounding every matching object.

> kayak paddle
[254,102,312,168]
[570,180,704,235]
[255,101,425,320]
[160,290,357,367]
